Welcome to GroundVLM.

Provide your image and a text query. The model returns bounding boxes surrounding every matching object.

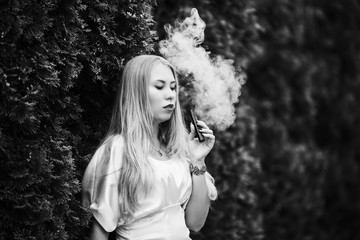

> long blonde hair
[102,55,189,220]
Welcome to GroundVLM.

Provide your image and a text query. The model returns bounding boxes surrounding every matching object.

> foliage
[304,1,360,238]
[2,0,360,239]
[247,0,360,239]
[0,0,156,239]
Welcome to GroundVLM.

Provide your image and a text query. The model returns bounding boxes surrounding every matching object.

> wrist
[191,157,205,165]
[189,162,207,176]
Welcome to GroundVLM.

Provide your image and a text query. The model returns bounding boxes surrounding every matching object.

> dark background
[1,0,360,239]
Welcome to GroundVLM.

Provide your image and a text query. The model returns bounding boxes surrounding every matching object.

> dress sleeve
[81,135,124,232]
[205,171,218,201]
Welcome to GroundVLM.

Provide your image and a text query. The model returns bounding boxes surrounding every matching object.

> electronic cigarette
[189,109,205,142]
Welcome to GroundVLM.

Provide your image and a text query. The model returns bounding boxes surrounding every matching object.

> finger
[196,120,209,129]
[202,134,216,146]
[199,128,213,134]
[203,133,215,142]
[201,133,215,140]
[189,123,196,140]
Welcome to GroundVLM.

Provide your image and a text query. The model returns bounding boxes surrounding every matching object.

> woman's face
[148,61,177,123]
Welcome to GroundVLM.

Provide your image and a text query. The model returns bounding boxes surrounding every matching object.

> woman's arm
[89,219,109,240]
[185,160,210,231]
[185,121,216,231]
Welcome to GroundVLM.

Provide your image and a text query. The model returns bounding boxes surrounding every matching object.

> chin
[159,118,171,123]
[156,114,173,123]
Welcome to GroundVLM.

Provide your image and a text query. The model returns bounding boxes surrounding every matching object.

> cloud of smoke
[159,8,245,131]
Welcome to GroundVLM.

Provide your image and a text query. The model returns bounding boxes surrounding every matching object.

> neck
[152,122,161,146]
[153,123,159,136]
[151,123,167,158]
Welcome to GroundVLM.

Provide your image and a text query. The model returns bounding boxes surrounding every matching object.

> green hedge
[3,0,360,239]
[0,1,156,239]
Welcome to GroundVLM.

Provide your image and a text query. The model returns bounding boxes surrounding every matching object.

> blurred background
[1,0,360,239]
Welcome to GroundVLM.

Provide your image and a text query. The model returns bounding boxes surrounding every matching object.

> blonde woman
[82,55,217,240]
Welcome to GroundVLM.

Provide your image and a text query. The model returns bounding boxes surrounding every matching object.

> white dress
[82,135,216,240]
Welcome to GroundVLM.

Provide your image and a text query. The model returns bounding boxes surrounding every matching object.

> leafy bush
[0,0,156,239]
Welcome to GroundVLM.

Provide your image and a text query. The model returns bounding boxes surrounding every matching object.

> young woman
[82,55,217,240]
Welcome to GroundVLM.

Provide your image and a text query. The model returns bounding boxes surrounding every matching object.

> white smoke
[159,8,245,130]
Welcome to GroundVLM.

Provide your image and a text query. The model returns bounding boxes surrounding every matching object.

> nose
[165,87,176,100]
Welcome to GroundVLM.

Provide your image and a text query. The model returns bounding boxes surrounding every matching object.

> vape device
[189,109,205,142]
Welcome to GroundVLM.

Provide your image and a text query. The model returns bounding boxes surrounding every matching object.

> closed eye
[154,80,176,90]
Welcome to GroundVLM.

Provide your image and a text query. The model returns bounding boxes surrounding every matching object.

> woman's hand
[189,120,215,163]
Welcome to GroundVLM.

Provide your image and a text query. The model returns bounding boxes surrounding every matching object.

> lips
[164,104,174,109]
